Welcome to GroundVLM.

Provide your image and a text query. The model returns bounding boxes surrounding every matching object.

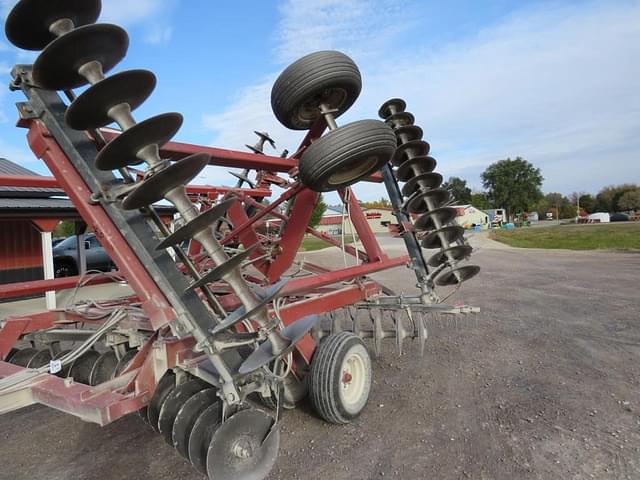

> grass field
[492,222,640,250]
[300,236,355,252]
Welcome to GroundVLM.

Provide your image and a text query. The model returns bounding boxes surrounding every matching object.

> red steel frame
[0,115,410,425]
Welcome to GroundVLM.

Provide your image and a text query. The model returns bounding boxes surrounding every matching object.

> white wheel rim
[339,351,367,407]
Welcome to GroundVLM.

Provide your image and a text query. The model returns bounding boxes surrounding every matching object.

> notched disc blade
[436,265,481,286]
[147,372,176,433]
[187,245,258,292]
[391,140,430,166]
[33,24,129,91]
[158,379,207,446]
[421,225,465,249]
[122,153,210,210]
[405,188,451,214]
[27,349,52,368]
[173,388,219,458]
[211,278,289,335]
[401,172,443,197]
[414,206,458,231]
[67,350,100,384]
[206,409,280,480]
[66,70,157,130]
[89,351,118,386]
[394,125,423,144]
[396,155,437,181]
[95,112,183,170]
[229,171,256,188]
[238,315,318,375]
[188,402,223,475]
[5,0,101,50]
[427,245,473,267]
[9,348,38,367]
[157,198,236,250]
[378,98,407,119]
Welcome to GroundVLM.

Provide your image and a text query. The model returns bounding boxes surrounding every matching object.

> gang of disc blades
[401,172,443,197]
[95,112,183,170]
[206,408,280,480]
[122,153,210,210]
[89,351,118,386]
[385,111,415,128]
[188,402,223,475]
[27,349,52,368]
[427,245,473,267]
[378,98,406,119]
[33,24,129,91]
[405,188,451,214]
[173,388,219,458]
[52,349,72,377]
[8,348,38,367]
[396,155,437,181]
[391,140,430,166]
[436,265,481,286]
[186,244,258,292]
[112,349,137,378]
[421,225,465,249]
[5,0,101,50]
[394,125,423,144]
[65,69,157,130]
[147,372,176,433]
[414,206,458,231]
[158,379,207,446]
[211,278,289,335]
[157,198,236,250]
[238,314,319,375]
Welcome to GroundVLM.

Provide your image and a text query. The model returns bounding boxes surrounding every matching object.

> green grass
[491,223,640,251]
[300,236,355,252]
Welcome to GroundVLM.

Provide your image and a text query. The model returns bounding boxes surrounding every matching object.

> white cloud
[144,25,173,45]
[206,1,639,198]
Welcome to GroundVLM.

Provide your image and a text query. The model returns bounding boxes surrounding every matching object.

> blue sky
[0,0,638,201]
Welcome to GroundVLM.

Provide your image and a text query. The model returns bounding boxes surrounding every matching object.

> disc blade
[414,206,458,231]
[5,0,101,50]
[229,171,256,188]
[435,265,481,286]
[67,350,100,384]
[66,70,157,130]
[33,24,129,91]
[394,125,423,144]
[157,198,236,250]
[385,111,415,128]
[211,279,289,335]
[173,388,219,458]
[188,402,223,475]
[8,348,38,367]
[122,153,210,210]
[401,172,443,197]
[405,188,451,214]
[421,225,465,249]
[158,379,207,445]
[238,315,319,375]
[427,245,473,267]
[4,348,19,363]
[187,245,259,292]
[147,372,176,433]
[206,409,280,480]
[95,112,183,170]
[391,140,430,166]
[378,98,407,119]
[27,349,52,368]
[112,349,137,378]
[396,155,437,181]
[89,351,118,386]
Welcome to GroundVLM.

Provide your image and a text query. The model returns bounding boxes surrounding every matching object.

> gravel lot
[1,235,639,479]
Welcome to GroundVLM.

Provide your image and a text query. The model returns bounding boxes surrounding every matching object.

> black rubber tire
[271,50,362,130]
[309,331,372,424]
[299,119,396,192]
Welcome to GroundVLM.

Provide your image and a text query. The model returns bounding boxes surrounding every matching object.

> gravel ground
[1,235,639,480]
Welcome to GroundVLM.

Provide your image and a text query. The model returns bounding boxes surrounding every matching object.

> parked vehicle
[52,234,114,277]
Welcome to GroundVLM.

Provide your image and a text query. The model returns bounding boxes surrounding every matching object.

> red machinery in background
[0,1,479,479]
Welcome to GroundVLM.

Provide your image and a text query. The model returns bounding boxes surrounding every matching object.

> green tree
[54,221,73,237]
[442,176,472,204]
[575,193,596,214]
[470,192,491,210]
[595,184,639,212]
[481,157,543,221]
[618,189,640,211]
[308,194,327,229]
[361,197,391,208]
